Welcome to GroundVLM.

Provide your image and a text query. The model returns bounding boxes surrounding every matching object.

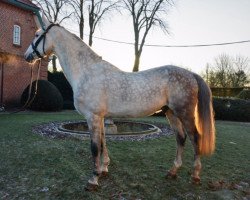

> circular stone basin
[59,121,161,137]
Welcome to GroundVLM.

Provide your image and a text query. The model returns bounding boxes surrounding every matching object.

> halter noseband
[31,23,60,58]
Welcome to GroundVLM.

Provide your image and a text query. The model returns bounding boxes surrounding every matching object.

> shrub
[21,80,63,111]
[236,89,250,100]
[212,97,250,122]
[48,71,74,109]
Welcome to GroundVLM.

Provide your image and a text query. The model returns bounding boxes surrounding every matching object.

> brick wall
[1,55,47,106]
[0,1,48,107]
[0,1,37,56]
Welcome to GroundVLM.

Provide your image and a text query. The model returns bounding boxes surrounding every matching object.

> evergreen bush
[21,80,63,111]
[48,71,74,109]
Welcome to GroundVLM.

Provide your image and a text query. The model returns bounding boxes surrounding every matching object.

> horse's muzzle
[24,53,34,63]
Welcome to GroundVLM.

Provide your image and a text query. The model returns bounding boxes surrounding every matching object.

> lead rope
[10,59,41,114]
[23,61,35,108]
[24,59,41,109]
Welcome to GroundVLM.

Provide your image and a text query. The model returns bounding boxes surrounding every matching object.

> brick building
[0,0,48,108]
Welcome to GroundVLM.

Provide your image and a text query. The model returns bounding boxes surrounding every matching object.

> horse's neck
[51,27,102,89]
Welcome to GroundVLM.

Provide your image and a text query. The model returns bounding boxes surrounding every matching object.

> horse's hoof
[191,176,201,185]
[101,171,108,177]
[84,182,99,191]
[166,170,177,179]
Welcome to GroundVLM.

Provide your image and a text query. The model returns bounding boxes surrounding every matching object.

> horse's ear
[42,13,51,28]
[34,15,42,29]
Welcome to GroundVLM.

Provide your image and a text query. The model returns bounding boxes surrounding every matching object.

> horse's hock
[33,120,173,141]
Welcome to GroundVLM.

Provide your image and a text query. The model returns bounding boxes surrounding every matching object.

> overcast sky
[63,0,250,74]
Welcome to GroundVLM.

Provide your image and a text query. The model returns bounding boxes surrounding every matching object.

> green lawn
[0,111,249,199]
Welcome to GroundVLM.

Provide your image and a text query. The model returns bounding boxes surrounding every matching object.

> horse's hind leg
[182,120,202,184]
[100,126,110,176]
[165,109,187,179]
[189,131,202,184]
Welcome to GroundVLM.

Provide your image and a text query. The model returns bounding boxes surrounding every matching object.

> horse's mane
[59,26,102,61]
[71,31,85,44]
[61,26,90,47]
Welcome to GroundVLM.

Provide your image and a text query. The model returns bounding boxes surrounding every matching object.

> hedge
[153,97,250,122]
[212,97,250,122]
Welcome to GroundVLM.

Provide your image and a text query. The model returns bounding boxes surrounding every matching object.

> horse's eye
[35,34,39,37]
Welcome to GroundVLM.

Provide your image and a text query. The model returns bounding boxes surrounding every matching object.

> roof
[16,0,39,9]
[3,0,40,12]
[2,0,45,29]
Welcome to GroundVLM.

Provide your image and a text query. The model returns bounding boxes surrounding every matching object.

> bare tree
[33,0,73,23]
[202,54,249,87]
[214,54,233,87]
[87,0,119,46]
[70,0,85,40]
[33,0,74,72]
[231,55,250,87]
[202,64,217,87]
[122,0,174,72]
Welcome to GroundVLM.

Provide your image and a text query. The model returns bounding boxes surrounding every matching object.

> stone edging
[32,120,174,141]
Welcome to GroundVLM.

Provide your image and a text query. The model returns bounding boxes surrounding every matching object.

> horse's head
[24,16,58,63]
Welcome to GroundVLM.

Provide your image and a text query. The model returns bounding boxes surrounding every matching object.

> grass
[0,111,250,199]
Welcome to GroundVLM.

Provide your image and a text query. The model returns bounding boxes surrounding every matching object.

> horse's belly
[106,97,166,117]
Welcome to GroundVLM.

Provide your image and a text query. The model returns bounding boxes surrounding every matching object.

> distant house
[0,0,48,108]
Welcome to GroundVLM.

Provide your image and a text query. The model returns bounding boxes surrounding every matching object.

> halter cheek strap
[32,23,60,58]
[32,42,43,58]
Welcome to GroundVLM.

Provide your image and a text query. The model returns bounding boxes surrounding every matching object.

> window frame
[13,25,21,46]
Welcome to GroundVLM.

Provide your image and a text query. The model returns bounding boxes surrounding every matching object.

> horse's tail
[193,73,215,156]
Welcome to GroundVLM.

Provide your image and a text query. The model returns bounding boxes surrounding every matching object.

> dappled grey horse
[24,17,215,191]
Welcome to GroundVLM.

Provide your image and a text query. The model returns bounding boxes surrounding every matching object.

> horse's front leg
[85,114,103,191]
